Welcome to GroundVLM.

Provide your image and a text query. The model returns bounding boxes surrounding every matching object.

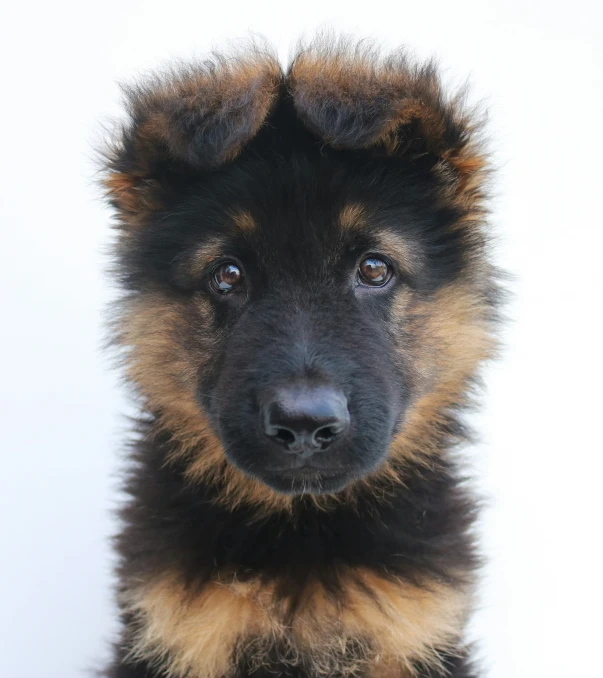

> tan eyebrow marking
[372,230,422,277]
[339,204,421,277]
[338,203,367,230]
[231,209,257,233]
[188,237,228,277]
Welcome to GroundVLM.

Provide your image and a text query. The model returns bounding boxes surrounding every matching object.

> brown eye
[358,256,392,287]
[211,262,243,294]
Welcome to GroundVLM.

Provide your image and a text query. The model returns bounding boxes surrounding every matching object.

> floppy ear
[102,51,282,223]
[288,39,485,198]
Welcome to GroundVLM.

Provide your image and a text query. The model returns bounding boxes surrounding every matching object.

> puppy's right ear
[102,52,281,224]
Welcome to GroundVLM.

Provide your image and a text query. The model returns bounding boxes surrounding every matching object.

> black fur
[115,423,479,587]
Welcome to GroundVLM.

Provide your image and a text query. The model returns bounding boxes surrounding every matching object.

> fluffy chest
[122,568,469,678]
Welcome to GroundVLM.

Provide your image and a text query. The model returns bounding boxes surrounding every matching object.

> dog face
[104,42,496,501]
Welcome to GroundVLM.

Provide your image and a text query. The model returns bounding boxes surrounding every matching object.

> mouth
[259,461,353,495]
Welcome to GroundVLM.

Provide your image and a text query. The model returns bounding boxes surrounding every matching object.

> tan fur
[123,568,470,678]
[187,237,229,278]
[117,292,212,436]
[104,173,138,214]
[104,172,162,223]
[382,281,495,471]
[339,206,423,277]
[373,230,423,278]
[338,203,366,231]
[230,209,257,234]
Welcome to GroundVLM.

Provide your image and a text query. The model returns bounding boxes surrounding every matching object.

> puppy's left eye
[358,256,392,287]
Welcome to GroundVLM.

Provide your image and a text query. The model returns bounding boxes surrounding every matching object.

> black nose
[263,385,350,456]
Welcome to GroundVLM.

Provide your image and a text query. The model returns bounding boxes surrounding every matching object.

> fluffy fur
[101,36,500,678]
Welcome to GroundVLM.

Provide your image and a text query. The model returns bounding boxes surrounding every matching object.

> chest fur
[122,568,469,678]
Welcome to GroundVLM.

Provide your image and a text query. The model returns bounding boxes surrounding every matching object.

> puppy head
[103,39,497,505]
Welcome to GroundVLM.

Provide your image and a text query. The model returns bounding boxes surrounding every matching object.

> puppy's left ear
[289,40,486,197]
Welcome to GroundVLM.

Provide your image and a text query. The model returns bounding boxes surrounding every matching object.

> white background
[1,1,602,676]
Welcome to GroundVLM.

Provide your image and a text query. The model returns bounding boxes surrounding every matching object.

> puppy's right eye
[211,262,244,294]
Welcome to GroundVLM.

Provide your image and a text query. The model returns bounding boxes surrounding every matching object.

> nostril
[262,385,349,454]
[314,426,338,445]
[274,428,296,446]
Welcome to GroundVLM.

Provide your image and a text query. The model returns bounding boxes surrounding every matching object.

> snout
[262,385,350,458]
[209,294,402,495]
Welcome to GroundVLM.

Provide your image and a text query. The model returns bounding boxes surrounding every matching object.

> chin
[224,443,388,496]
[259,468,355,495]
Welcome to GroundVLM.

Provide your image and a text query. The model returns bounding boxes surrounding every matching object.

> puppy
[101,37,499,678]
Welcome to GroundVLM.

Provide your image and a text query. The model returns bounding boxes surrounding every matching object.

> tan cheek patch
[384,281,496,465]
[404,281,495,394]
[118,292,211,439]
[118,290,295,513]
[123,569,469,678]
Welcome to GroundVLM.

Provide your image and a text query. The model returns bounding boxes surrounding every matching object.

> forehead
[174,148,453,251]
[133,142,465,291]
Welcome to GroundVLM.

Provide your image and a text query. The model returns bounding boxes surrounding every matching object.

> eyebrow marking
[373,230,422,277]
[231,209,257,233]
[339,204,422,277]
[338,203,367,231]
[188,236,228,277]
